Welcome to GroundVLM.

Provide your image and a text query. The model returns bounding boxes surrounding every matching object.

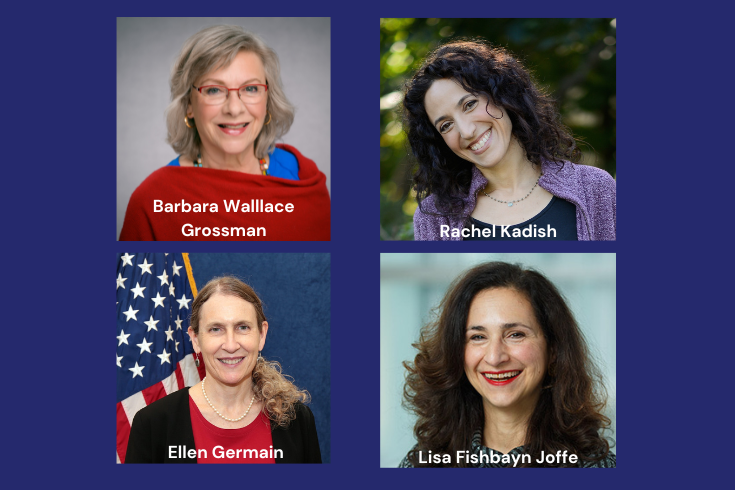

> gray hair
[166,25,295,160]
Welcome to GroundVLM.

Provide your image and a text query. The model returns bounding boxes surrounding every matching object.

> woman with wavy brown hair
[400,262,614,467]
[126,276,321,463]
[404,40,615,241]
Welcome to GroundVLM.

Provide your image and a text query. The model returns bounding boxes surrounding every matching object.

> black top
[125,387,321,464]
[464,197,578,240]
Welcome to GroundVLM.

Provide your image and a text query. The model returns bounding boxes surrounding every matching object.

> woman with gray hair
[120,25,330,241]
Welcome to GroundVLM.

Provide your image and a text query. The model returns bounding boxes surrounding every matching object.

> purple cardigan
[413,161,616,241]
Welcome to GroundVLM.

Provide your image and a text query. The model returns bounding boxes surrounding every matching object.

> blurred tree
[380,18,616,240]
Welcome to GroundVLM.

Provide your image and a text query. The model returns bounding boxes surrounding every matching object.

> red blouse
[189,396,275,464]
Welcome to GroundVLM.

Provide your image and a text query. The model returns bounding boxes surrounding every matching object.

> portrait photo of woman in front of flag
[117,18,331,241]
[116,253,329,463]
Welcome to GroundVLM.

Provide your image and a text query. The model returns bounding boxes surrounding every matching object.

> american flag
[116,253,203,463]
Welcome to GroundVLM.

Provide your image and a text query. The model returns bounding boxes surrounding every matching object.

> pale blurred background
[380,253,616,467]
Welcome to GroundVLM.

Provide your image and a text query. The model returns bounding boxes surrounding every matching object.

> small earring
[184,116,195,128]
[264,112,271,125]
[194,353,200,367]
[258,351,263,362]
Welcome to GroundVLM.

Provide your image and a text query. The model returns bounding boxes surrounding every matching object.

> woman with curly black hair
[403,40,615,241]
[400,262,615,467]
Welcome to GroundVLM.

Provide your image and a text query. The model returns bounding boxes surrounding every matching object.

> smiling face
[187,50,268,161]
[464,288,548,415]
[424,78,515,170]
[188,293,267,387]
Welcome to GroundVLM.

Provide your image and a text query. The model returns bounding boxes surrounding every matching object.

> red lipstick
[482,369,521,386]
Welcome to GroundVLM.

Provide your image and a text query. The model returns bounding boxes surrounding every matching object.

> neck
[481,395,539,453]
[203,376,255,410]
[477,138,539,196]
[200,147,261,174]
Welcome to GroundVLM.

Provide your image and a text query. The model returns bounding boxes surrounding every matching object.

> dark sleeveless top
[464,197,578,241]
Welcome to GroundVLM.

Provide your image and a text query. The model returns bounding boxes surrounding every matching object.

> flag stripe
[174,363,185,390]
[161,369,179,396]
[116,402,132,464]
[142,381,167,406]
[182,354,202,387]
[116,253,201,464]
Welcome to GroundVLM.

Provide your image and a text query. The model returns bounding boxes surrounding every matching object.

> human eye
[439,121,453,134]
[237,324,251,331]
[209,326,222,333]
[467,332,486,342]
[204,86,224,96]
[507,331,526,340]
[464,99,478,111]
[240,84,262,96]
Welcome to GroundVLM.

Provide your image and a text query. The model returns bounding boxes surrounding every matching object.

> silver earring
[195,353,200,367]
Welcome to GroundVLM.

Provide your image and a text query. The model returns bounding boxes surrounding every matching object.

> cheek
[519,345,547,373]
[253,101,268,119]
[441,133,458,152]
[463,345,480,371]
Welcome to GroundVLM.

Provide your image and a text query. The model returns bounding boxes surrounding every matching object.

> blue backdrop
[7,0,730,487]
[187,253,330,462]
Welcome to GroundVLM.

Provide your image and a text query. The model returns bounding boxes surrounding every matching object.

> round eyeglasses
[192,83,268,105]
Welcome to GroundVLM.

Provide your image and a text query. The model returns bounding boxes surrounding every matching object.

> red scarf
[120,144,330,241]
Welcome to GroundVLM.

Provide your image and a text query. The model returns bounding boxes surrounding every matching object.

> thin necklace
[201,376,256,423]
[482,174,541,207]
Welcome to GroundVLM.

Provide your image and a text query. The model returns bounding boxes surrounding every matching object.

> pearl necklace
[482,174,541,207]
[201,377,256,422]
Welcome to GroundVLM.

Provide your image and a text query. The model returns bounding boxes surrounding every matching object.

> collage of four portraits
[116,17,616,467]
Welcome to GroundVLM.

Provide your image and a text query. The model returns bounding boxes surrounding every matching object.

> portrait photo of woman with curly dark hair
[380,19,616,240]
[380,254,615,467]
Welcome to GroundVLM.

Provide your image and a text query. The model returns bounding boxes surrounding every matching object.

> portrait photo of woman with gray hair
[118,19,330,241]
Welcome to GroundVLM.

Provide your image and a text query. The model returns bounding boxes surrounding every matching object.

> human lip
[482,369,521,385]
[217,357,245,366]
[217,122,249,135]
[467,128,492,153]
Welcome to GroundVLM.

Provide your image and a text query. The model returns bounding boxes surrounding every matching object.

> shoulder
[129,166,180,198]
[275,144,321,180]
[166,156,181,167]
[269,147,300,180]
[413,195,443,240]
[131,388,190,424]
[543,160,615,193]
[574,163,615,192]
[398,445,418,467]
[271,147,298,166]
[292,401,316,425]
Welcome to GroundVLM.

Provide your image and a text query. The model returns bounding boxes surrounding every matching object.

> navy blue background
[186,253,330,461]
[5,0,731,487]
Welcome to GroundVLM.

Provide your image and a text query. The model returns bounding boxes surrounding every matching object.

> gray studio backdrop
[380,253,616,467]
[117,18,331,238]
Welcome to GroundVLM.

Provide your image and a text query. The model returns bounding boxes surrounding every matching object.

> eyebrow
[466,322,531,332]
[199,77,263,86]
[432,94,474,127]
[205,319,255,328]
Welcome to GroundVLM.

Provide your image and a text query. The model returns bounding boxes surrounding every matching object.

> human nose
[483,336,510,366]
[456,116,476,141]
[222,329,239,352]
[223,89,247,114]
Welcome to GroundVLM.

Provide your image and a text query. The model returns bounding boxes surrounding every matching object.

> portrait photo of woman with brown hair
[386,258,615,467]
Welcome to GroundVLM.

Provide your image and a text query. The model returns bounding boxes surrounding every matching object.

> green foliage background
[380,18,616,240]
